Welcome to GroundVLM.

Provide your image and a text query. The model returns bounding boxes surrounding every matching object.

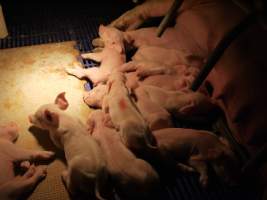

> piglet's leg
[83,92,101,108]
[137,66,168,79]
[61,170,72,194]
[65,67,89,79]
[83,88,106,109]
[188,155,209,188]
[66,67,102,85]
[176,163,195,173]
[119,61,138,72]
[81,52,103,62]
[91,47,104,53]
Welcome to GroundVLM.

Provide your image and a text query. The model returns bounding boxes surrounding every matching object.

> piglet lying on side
[87,110,160,200]
[66,25,126,86]
[0,122,54,200]
[135,85,217,122]
[153,128,240,187]
[103,71,157,154]
[121,61,201,92]
[29,92,108,200]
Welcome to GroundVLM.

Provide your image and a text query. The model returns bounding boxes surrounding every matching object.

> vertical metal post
[157,0,183,37]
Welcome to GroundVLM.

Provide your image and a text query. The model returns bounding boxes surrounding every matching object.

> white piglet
[103,71,157,155]
[29,92,108,200]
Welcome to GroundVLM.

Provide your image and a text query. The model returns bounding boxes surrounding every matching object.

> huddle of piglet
[29,92,108,200]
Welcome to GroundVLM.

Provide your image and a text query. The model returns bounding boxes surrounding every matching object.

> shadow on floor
[28,125,66,164]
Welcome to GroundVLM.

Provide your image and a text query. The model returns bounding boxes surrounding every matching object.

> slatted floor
[0,3,259,200]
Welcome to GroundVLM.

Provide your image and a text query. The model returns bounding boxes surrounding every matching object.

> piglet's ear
[55,92,68,110]
[44,109,59,127]
[99,24,105,35]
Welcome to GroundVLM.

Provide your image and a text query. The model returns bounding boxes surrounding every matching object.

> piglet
[102,71,157,155]
[66,25,126,86]
[83,83,108,109]
[87,110,160,200]
[134,84,174,131]
[0,122,53,200]
[29,92,108,200]
[135,85,217,122]
[121,60,201,91]
[131,45,204,69]
[153,128,240,187]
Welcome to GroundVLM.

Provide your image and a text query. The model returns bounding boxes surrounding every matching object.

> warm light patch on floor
[0,41,91,200]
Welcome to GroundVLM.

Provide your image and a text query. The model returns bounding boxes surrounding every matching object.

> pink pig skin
[123,0,246,58]
[134,85,217,122]
[131,45,204,69]
[83,83,108,109]
[29,92,108,200]
[153,128,240,187]
[88,110,160,200]
[83,64,200,110]
[102,71,157,154]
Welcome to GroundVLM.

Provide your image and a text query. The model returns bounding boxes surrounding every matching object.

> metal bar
[157,0,184,37]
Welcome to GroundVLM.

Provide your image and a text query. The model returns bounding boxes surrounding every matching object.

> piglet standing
[66,24,126,86]
[87,110,160,200]
[0,122,54,200]
[102,71,157,155]
[29,92,108,200]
